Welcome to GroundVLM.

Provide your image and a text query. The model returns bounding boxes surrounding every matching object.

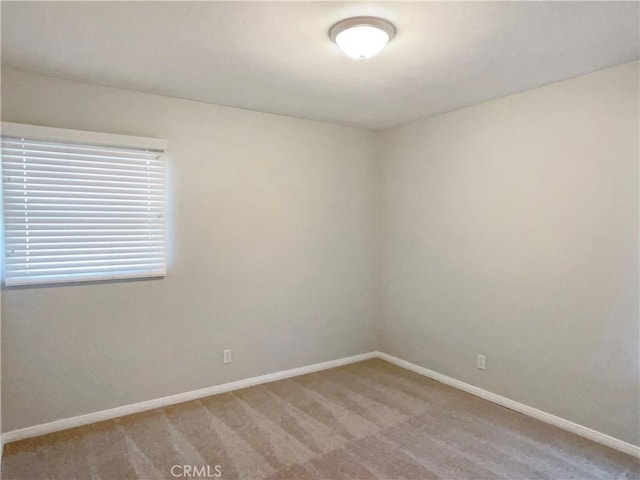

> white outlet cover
[477,354,486,370]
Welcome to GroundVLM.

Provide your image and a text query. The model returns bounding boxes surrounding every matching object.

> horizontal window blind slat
[8,254,165,266]
[6,185,164,200]
[8,254,165,263]
[6,241,165,251]
[7,234,164,241]
[2,175,163,188]
[8,253,165,265]
[2,130,167,286]
[2,157,162,168]
[5,270,166,287]
[6,270,166,287]
[4,183,163,192]
[3,161,163,176]
[5,227,164,232]
[2,140,162,155]
[7,262,166,275]
[6,219,161,226]
[6,219,162,225]
[2,152,163,167]
[8,246,164,255]
[4,173,163,182]
[1,138,164,156]
[3,168,163,182]
[7,228,163,235]
[5,209,163,216]
[5,198,163,207]
[4,204,163,212]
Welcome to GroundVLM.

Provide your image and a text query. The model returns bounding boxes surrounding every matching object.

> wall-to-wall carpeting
[3,360,638,479]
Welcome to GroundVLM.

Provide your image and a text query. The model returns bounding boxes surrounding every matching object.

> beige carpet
[2,359,639,479]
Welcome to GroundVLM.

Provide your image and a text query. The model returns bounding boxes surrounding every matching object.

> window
[1,122,168,286]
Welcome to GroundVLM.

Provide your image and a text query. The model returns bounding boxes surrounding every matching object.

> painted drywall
[378,61,640,446]
[0,69,378,432]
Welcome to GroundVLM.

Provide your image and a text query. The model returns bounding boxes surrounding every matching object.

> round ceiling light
[329,17,396,61]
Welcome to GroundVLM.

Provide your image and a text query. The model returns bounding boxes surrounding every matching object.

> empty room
[0,1,638,479]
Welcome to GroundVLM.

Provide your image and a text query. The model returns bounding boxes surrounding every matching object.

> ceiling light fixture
[329,17,396,61]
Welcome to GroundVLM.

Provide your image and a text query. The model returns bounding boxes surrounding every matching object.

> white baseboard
[377,352,640,459]
[3,350,639,460]
[2,351,377,445]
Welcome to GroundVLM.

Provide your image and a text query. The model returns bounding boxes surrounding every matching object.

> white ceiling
[2,2,638,130]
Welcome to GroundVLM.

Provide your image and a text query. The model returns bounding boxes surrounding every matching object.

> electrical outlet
[223,349,232,364]
[477,354,486,370]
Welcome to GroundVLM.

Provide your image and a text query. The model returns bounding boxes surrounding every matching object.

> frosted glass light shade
[335,25,389,60]
[330,17,395,61]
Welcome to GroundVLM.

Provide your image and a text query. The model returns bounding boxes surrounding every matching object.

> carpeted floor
[2,359,639,479]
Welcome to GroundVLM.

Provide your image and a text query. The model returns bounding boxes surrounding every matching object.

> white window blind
[1,123,168,286]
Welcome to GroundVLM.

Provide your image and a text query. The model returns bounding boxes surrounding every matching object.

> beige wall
[0,69,378,432]
[378,61,639,445]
